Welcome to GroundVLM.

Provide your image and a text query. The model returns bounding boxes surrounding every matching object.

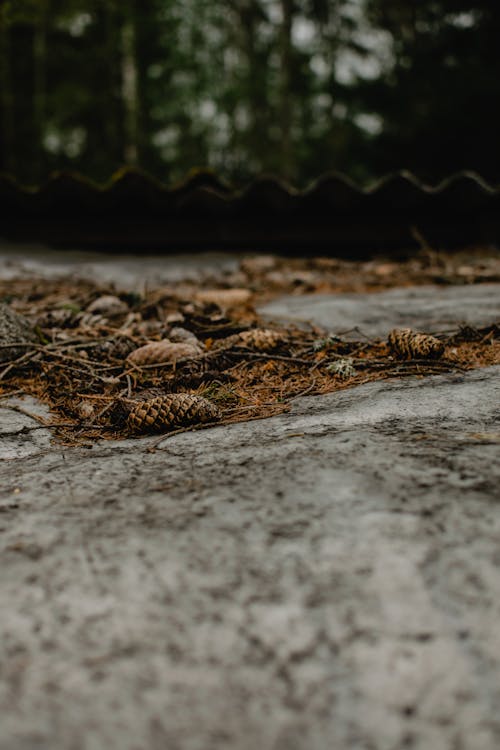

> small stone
[240,255,277,275]
[194,288,252,309]
[166,312,185,324]
[168,327,201,345]
[87,295,128,316]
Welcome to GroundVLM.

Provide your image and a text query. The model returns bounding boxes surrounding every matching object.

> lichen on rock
[0,303,37,363]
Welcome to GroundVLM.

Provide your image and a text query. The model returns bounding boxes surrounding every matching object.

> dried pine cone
[127,394,220,433]
[127,340,202,366]
[388,328,445,359]
[218,328,284,352]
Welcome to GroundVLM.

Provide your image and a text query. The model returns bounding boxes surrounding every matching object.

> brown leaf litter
[0,250,499,447]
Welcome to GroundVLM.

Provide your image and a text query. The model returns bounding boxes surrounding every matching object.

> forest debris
[387,328,445,359]
[326,358,357,379]
[126,340,203,366]
[75,400,96,420]
[194,288,252,309]
[90,337,136,360]
[0,270,498,446]
[127,394,220,433]
[36,308,75,329]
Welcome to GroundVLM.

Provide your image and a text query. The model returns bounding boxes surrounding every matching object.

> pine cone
[127,340,202,366]
[218,328,284,352]
[388,328,445,359]
[127,394,220,433]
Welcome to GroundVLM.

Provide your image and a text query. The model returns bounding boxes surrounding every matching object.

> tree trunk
[0,18,15,173]
[121,0,139,165]
[33,6,47,180]
[279,0,294,179]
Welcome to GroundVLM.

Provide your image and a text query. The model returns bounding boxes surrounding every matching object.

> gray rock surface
[0,242,240,286]
[1,367,499,750]
[0,303,36,363]
[1,245,499,750]
[261,283,500,338]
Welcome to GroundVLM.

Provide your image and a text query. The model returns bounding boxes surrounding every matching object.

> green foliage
[0,0,497,184]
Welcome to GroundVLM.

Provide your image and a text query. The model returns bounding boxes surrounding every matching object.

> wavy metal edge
[1,167,499,253]
[1,167,499,197]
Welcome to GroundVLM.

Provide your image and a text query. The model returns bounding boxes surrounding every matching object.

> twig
[287,376,318,400]
[229,351,312,365]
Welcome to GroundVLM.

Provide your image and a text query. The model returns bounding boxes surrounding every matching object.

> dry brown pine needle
[127,340,203,366]
[127,393,220,433]
[387,328,445,359]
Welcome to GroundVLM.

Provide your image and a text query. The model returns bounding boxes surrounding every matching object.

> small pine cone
[237,328,285,351]
[127,340,202,366]
[127,394,220,433]
[388,328,445,359]
[218,328,284,352]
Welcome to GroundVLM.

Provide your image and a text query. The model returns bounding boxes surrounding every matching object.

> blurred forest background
[0,0,499,187]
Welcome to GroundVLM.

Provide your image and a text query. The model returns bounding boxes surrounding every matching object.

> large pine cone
[127,340,203,366]
[127,394,220,433]
[388,328,445,359]
[218,328,284,352]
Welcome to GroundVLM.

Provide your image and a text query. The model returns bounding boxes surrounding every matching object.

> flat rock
[0,242,241,286]
[260,283,500,337]
[1,247,500,750]
[0,366,499,750]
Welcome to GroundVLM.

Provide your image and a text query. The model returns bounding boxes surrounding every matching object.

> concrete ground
[1,246,499,750]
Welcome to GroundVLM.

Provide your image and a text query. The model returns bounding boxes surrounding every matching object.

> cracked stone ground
[1,246,499,750]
